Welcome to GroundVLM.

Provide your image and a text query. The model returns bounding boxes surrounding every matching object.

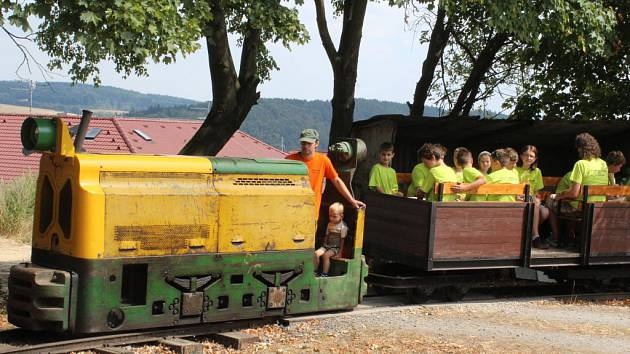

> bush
[0,173,36,243]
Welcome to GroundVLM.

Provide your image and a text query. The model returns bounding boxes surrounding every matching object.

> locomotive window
[58,180,72,238]
[230,275,244,284]
[39,175,54,234]
[121,264,148,306]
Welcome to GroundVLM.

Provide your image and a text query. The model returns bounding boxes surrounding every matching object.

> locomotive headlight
[21,117,57,151]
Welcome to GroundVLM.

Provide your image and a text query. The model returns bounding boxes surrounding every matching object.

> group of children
[368,135,628,249]
[315,134,627,274]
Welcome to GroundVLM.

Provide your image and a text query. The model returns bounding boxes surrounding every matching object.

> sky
[0,2,503,111]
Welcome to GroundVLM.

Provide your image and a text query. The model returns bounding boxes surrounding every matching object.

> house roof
[0,114,286,181]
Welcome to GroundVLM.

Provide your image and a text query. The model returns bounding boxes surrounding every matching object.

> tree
[512,1,629,120]
[10,0,308,155]
[314,0,369,143]
[408,0,618,119]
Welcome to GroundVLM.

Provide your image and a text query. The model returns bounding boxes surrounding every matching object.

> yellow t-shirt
[486,168,520,202]
[368,163,399,195]
[569,158,608,206]
[516,166,544,195]
[555,172,572,194]
[421,164,458,202]
[463,167,485,201]
[407,163,430,197]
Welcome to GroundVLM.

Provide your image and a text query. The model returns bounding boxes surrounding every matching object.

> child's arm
[335,225,348,259]
[452,175,486,192]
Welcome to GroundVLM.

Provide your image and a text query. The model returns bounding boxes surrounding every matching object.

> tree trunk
[448,33,508,118]
[410,4,451,119]
[315,0,368,144]
[179,0,261,156]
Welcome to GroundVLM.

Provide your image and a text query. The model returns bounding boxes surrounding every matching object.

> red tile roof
[0,114,286,182]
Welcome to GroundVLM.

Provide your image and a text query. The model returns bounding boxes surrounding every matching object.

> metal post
[74,110,93,152]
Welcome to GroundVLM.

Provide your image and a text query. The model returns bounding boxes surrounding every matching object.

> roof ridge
[111,117,136,153]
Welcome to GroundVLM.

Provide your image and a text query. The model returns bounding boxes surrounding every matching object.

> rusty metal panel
[267,287,287,309]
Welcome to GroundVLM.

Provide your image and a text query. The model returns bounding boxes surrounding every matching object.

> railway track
[1,290,628,354]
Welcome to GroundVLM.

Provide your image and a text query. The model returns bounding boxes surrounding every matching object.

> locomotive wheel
[443,286,468,302]
[406,287,432,304]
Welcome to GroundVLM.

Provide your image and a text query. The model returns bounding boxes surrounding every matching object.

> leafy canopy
[5,0,307,85]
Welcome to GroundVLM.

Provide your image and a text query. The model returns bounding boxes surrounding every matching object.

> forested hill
[0,81,197,113]
[136,98,439,150]
[0,80,444,150]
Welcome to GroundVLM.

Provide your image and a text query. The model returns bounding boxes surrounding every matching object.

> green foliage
[0,173,36,243]
[419,0,621,118]
[19,0,307,85]
[28,0,211,84]
[512,1,629,120]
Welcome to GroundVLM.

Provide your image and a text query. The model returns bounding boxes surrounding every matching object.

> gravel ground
[0,239,628,353]
[1,299,628,353]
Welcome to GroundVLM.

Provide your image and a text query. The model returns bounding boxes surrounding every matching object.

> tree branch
[314,0,338,66]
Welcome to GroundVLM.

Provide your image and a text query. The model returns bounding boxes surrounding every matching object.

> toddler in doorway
[314,202,348,277]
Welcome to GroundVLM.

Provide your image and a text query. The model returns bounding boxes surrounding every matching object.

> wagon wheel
[443,286,468,302]
[406,287,432,304]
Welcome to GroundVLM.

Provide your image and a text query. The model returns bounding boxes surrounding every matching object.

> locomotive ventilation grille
[233,177,295,186]
[115,225,209,250]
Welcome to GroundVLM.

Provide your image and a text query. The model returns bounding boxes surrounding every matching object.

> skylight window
[85,128,102,140]
[133,129,152,141]
[68,125,101,140]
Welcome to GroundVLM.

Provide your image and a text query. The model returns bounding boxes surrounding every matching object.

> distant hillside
[129,98,437,150]
[0,80,455,150]
[0,81,197,114]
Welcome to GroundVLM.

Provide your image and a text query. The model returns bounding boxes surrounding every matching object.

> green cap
[299,128,319,143]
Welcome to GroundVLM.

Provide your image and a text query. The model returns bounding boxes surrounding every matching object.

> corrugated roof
[0,114,286,182]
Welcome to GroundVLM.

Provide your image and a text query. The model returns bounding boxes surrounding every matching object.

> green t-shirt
[369,163,399,195]
[486,168,520,202]
[420,164,458,202]
[407,163,430,197]
[555,172,572,194]
[569,158,608,205]
[463,167,485,201]
[516,166,544,194]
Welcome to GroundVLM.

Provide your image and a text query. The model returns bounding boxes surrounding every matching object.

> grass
[0,173,36,243]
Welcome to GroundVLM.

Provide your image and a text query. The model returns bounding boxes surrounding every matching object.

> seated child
[407,144,431,198]
[478,151,492,175]
[451,147,487,201]
[314,202,348,277]
[369,142,404,196]
[516,145,549,244]
[453,147,466,182]
[547,133,608,249]
[605,151,627,202]
[485,148,520,202]
[606,151,626,186]
[418,143,458,201]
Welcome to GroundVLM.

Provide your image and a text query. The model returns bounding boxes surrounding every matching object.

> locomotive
[8,117,368,333]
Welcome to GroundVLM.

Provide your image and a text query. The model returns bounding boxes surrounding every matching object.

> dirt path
[0,238,30,299]
[0,240,627,353]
